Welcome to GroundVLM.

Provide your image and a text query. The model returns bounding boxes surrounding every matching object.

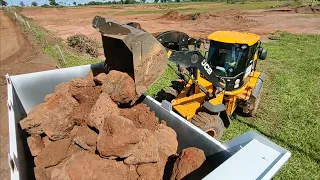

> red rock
[54,82,72,96]
[35,139,71,168]
[136,152,168,180]
[27,135,44,157]
[87,92,120,130]
[137,163,159,180]
[93,73,108,85]
[59,152,129,180]
[100,71,136,104]
[85,71,94,83]
[126,165,139,180]
[70,125,98,151]
[41,93,78,140]
[46,145,83,180]
[34,167,48,180]
[124,129,159,165]
[170,147,206,180]
[19,103,47,135]
[42,136,52,147]
[160,120,167,126]
[158,151,170,179]
[120,103,159,133]
[54,76,95,97]
[155,124,178,157]
[97,116,142,158]
[70,77,95,87]
[71,86,101,125]
[21,93,78,140]
[44,93,55,102]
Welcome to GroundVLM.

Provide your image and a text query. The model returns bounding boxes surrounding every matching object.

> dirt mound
[295,5,320,14]
[67,34,99,57]
[20,71,204,179]
[159,11,192,21]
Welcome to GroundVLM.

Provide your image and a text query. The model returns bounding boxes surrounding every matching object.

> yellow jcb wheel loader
[92,16,267,140]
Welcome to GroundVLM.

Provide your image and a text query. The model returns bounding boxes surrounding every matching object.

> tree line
[1,0,200,7]
[3,0,319,7]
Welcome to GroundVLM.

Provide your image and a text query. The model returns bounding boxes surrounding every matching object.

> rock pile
[20,70,206,180]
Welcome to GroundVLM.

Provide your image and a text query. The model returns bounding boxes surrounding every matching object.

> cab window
[207,41,249,77]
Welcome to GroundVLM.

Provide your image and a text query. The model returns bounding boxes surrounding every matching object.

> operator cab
[206,31,267,91]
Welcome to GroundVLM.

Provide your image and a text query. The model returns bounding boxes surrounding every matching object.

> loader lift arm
[167,50,224,90]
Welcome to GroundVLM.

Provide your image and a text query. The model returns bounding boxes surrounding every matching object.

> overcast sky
[9,0,113,6]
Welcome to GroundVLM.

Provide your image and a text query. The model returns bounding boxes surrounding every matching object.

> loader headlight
[191,54,198,63]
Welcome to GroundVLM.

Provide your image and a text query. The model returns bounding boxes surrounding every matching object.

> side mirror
[258,48,267,60]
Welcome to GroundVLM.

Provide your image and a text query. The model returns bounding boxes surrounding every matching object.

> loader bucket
[92,16,168,97]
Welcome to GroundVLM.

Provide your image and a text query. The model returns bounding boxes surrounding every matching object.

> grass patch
[30,22,102,67]
[4,8,102,68]
[145,33,320,179]
[43,45,101,67]
[146,61,178,97]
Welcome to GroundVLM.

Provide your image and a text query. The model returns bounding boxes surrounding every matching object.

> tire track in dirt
[0,10,56,179]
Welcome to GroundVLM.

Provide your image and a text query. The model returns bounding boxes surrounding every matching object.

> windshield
[207,41,248,77]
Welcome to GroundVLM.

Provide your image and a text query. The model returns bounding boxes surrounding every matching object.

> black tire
[242,86,263,117]
[155,80,185,102]
[191,112,224,139]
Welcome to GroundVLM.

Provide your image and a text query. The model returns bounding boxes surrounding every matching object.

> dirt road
[0,10,56,179]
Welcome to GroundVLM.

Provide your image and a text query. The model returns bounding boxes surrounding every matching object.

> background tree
[20,1,25,6]
[31,1,38,6]
[0,0,8,7]
[154,0,159,3]
[141,0,146,3]
[49,0,59,6]
[73,1,77,5]
[124,0,136,3]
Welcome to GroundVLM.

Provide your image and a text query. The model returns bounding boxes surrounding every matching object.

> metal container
[6,63,291,180]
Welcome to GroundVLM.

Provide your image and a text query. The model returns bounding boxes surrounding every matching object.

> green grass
[146,33,320,179]
[43,45,102,67]
[145,61,178,97]
[30,25,102,68]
